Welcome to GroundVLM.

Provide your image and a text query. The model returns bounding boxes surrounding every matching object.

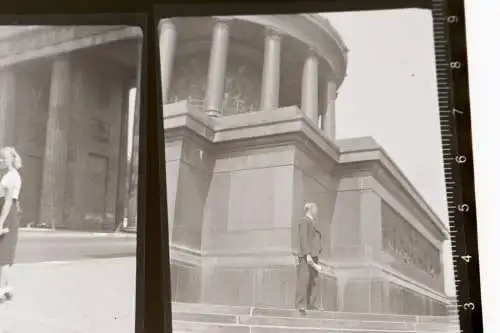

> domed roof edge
[302,14,348,86]
[304,14,348,51]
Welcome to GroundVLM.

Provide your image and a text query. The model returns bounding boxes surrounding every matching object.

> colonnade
[158,18,339,141]
[0,56,73,228]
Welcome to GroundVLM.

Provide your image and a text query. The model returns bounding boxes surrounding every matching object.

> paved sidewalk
[0,258,136,333]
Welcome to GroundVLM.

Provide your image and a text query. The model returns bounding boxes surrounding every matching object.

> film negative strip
[157,2,476,333]
[434,0,484,332]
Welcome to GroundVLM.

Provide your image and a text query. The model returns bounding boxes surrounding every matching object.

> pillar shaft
[0,68,16,147]
[260,29,281,110]
[159,19,177,104]
[40,56,72,229]
[301,50,319,123]
[323,77,337,141]
[205,19,230,117]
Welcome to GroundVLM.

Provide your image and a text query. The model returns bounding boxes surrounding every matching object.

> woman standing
[0,146,22,302]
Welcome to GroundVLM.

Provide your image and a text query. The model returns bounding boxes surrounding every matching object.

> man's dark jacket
[297,217,322,258]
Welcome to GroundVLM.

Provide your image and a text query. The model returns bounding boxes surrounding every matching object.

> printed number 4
[461,255,472,262]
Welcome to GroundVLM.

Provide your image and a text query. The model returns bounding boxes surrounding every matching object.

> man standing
[296,202,323,313]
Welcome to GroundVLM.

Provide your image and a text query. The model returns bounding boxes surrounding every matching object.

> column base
[205,109,222,117]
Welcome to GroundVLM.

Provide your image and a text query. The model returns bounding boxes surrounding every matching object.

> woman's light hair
[1,146,22,170]
[304,202,318,214]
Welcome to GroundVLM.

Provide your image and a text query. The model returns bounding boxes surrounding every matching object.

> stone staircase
[172,302,460,333]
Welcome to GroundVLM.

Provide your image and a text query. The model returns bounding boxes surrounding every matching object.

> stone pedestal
[164,102,450,316]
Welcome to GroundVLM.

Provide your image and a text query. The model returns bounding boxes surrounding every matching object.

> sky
[321,9,454,296]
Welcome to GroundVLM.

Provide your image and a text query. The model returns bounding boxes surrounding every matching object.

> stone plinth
[164,101,450,316]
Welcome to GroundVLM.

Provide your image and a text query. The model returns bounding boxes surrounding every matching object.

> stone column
[323,76,337,141]
[39,56,72,229]
[204,19,230,117]
[260,28,281,110]
[159,19,176,104]
[127,41,143,230]
[301,49,319,123]
[0,68,16,147]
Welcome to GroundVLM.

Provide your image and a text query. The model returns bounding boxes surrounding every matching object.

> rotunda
[159,14,348,140]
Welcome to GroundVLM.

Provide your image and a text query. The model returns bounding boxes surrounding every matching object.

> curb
[19,228,137,239]
[15,256,137,267]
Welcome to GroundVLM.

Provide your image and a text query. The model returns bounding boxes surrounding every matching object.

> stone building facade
[0,26,142,231]
[159,15,451,316]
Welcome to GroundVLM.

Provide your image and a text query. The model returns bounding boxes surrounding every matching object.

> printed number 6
[463,303,475,310]
[455,155,467,164]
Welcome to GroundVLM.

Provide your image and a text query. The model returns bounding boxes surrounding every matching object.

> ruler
[433,0,483,332]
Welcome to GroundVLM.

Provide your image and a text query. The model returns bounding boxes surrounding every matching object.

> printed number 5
[463,303,475,310]
[457,204,470,212]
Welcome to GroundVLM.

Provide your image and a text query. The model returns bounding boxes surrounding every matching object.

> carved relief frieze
[381,202,441,279]
[169,53,209,105]
[168,54,261,115]
[221,60,261,115]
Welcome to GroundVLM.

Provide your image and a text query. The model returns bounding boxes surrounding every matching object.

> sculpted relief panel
[169,53,209,106]
[222,59,261,115]
[381,202,441,279]
[169,53,261,115]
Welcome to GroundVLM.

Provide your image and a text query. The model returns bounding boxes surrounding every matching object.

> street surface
[0,229,138,333]
[16,230,137,263]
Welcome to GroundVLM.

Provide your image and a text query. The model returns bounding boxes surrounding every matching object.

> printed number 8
[450,61,462,69]
[463,303,475,311]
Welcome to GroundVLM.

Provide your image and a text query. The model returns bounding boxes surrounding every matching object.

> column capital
[213,16,233,26]
[265,26,283,40]
[52,53,71,63]
[158,18,176,32]
[306,47,319,60]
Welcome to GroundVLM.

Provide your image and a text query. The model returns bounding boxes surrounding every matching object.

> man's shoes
[307,306,324,311]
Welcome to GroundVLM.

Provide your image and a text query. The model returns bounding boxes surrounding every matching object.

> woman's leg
[0,264,12,297]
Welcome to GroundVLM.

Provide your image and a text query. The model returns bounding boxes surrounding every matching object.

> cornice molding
[0,26,142,69]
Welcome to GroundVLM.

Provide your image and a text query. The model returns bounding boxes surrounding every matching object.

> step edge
[171,310,455,327]
[172,319,421,332]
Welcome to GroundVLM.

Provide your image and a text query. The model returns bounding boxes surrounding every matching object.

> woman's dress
[0,196,20,266]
